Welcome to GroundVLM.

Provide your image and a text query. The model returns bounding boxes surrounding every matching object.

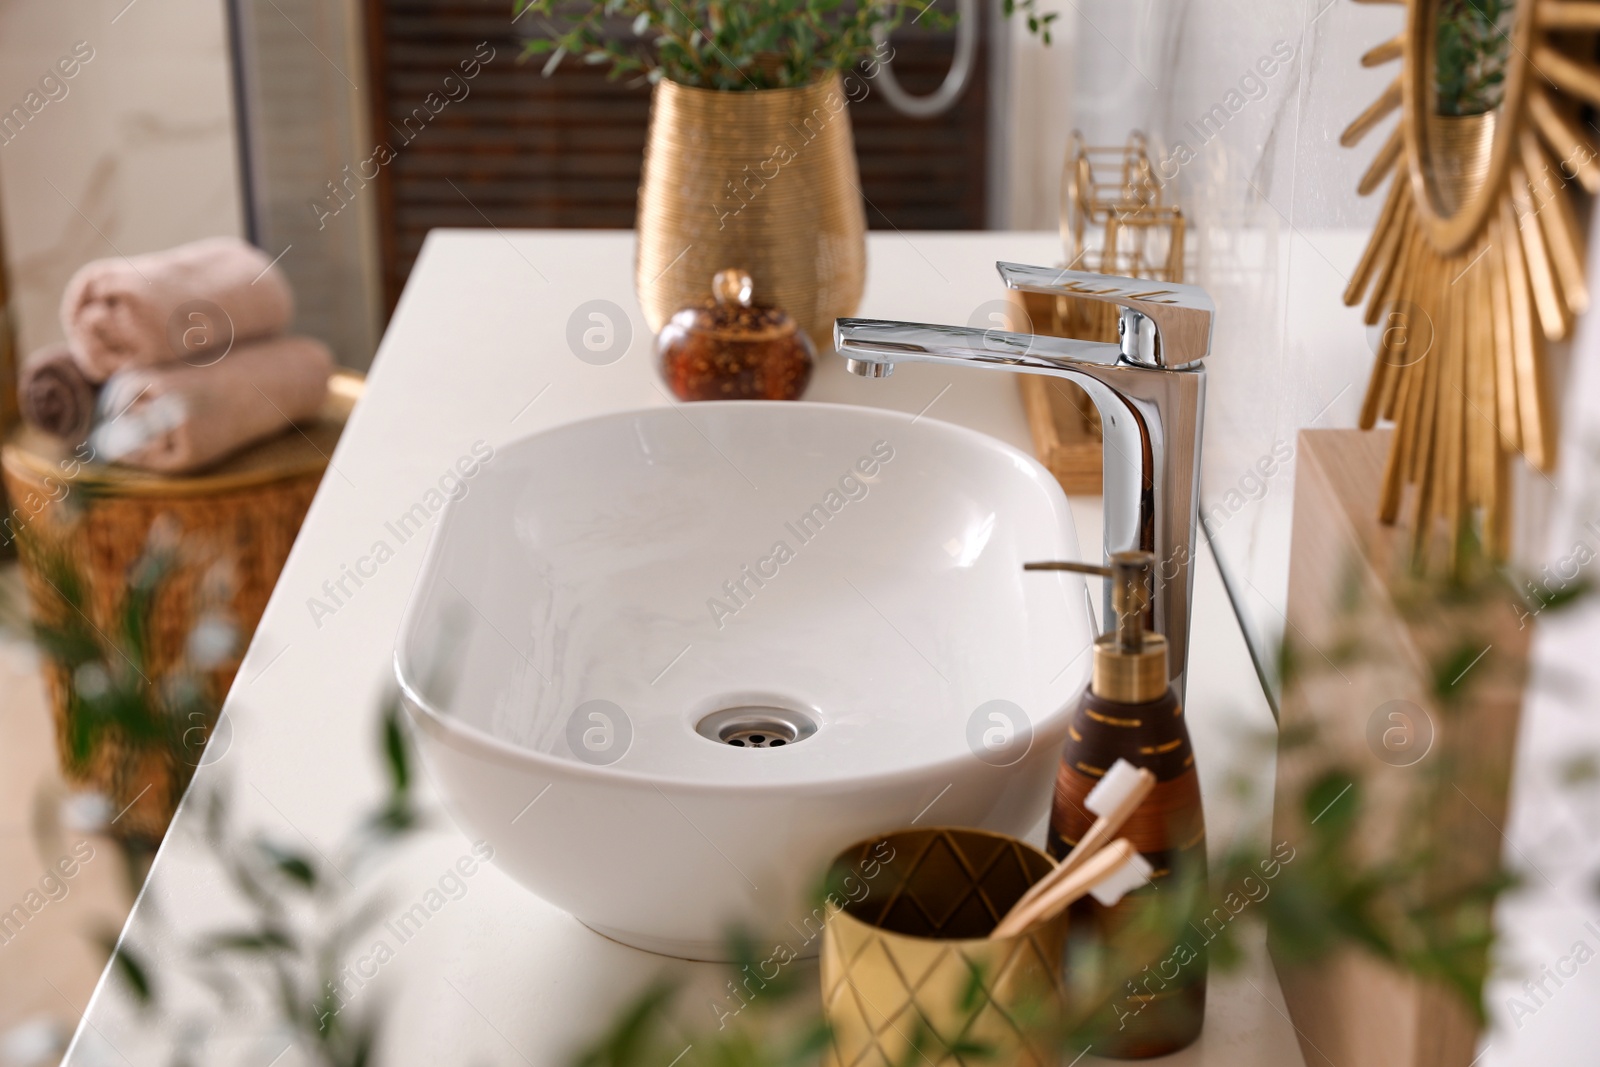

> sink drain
[696,706,818,749]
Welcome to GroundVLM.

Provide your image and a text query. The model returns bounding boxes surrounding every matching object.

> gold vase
[636,75,867,351]
[1422,110,1496,218]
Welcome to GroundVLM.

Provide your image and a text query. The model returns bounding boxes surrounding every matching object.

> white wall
[1047,0,1580,685]
[0,0,244,358]
[1060,0,1396,684]
[1000,0,1077,230]
[1483,203,1600,1067]
[999,0,1391,674]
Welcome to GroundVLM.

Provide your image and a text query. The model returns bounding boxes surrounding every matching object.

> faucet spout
[834,320,1123,372]
[834,264,1209,703]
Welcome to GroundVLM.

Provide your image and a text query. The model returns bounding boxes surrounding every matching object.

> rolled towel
[61,236,294,382]
[92,335,333,475]
[18,343,99,441]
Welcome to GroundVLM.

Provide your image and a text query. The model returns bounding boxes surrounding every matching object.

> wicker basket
[1,371,361,841]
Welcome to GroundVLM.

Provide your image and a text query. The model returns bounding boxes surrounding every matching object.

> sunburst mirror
[1342,0,1597,562]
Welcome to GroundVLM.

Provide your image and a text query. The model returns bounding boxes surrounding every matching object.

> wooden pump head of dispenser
[1024,550,1170,704]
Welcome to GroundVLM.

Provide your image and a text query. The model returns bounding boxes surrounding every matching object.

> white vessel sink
[395,401,1092,960]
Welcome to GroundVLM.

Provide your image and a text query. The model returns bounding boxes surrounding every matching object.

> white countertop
[65,231,1303,1067]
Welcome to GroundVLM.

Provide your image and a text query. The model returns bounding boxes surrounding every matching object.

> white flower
[73,662,110,699]
[187,615,238,670]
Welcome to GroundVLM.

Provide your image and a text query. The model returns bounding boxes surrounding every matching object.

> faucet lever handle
[997,262,1214,368]
[1025,550,1155,653]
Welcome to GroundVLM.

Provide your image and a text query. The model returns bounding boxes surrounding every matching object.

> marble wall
[1489,202,1600,1066]
[1063,5,1600,1062]
[1000,1,1385,679]
[0,0,244,359]
[0,0,383,371]
[1186,0,1396,692]
[1066,0,1398,689]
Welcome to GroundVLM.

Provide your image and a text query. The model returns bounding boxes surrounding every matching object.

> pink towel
[18,343,99,442]
[60,236,294,382]
[93,335,332,475]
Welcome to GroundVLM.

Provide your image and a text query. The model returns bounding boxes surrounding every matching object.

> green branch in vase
[512,0,1057,89]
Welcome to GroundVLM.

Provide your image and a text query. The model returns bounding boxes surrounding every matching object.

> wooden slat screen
[363,0,989,310]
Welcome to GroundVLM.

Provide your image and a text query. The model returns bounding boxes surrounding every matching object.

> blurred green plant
[1216,544,1593,1024]
[12,497,1589,1063]
[112,696,424,1067]
[566,931,1015,1067]
[20,537,219,831]
[0,516,425,1066]
[512,0,1057,90]
[571,979,829,1067]
[1435,0,1513,116]
[572,545,1596,1061]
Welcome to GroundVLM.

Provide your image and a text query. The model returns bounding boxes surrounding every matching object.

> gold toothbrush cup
[819,828,1069,1067]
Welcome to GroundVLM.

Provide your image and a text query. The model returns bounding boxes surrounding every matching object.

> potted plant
[515,1,1057,349]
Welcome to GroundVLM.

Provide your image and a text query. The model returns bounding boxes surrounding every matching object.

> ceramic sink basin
[395,401,1093,960]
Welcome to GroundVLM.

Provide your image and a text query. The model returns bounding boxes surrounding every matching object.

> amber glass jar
[656,269,814,401]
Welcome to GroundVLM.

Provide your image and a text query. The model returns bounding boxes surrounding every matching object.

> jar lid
[669,269,798,342]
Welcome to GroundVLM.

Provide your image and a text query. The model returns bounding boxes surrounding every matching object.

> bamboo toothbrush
[990,839,1153,939]
[1000,759,1155,925]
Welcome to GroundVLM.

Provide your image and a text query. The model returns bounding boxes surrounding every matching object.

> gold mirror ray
[1342,0,1596,565]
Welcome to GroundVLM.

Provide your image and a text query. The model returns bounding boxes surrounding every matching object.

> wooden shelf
[1272,429,1529,1067]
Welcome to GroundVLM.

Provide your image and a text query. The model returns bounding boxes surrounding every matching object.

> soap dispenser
[1025,550,1207,1057]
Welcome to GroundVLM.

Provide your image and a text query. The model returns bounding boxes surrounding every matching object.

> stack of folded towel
[15,236,333,474]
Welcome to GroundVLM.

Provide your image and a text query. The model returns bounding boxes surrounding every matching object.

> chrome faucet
[835,262,1212,702]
